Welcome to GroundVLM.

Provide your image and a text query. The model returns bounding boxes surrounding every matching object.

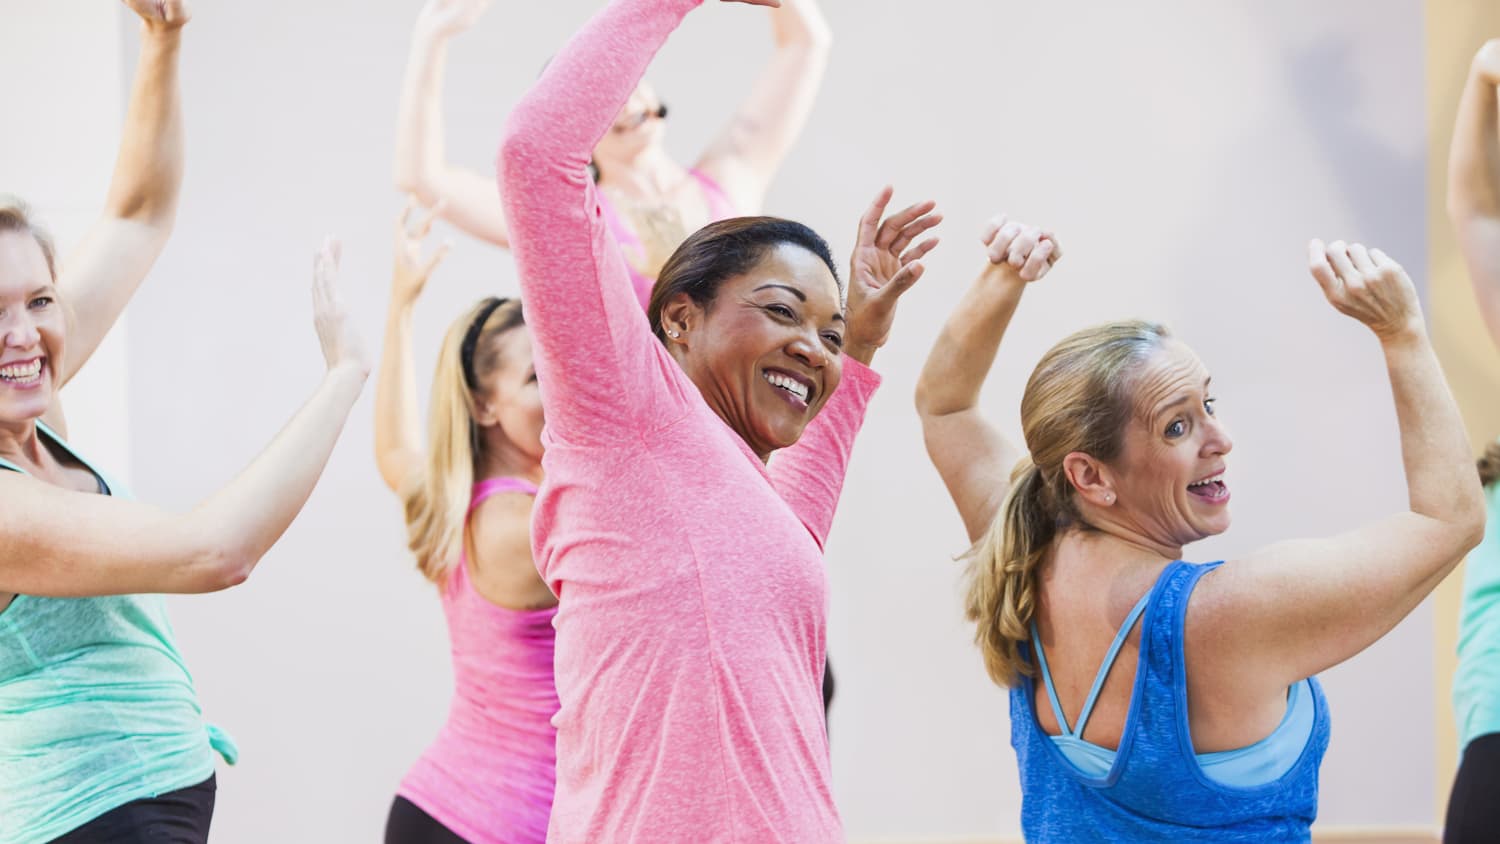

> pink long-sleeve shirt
[498,1,875,840]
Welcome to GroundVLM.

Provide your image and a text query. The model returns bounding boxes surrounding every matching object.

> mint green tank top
[1456,478,1500,755]
[0,422,237,844]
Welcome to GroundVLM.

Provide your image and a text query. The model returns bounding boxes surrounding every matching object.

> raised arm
[56,1,190,386]
[916,216,1060,543]
[375,202,450,493]
[498,0,776,441]
[1448,40,1500,346]
[1199,241,1485,689]
[769,187,938,544]
[0,240,369,597]
[394,0,513,247]
[696,0,831,213]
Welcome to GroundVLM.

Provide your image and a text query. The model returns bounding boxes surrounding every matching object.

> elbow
[195,542,256,593]
[497,111,546,192]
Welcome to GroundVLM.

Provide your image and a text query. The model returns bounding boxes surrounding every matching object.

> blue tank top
[1010,561,1331,842]
[0,423,236,844]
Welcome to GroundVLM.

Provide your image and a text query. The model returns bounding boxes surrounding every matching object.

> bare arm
[696,0,831,213]
[1,241,370,597]
[374,203,449,493]
[394,0,512,247]
[1448,40,1500,347]
[57,2,190,386]
[916,217,1059,543]
[1199,242,1485,688]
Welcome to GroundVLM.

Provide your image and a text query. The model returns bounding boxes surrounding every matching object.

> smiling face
[473,325,544,462]
[594,80,667,165]
[0,231,64,427]
[1104,340,1233,548]
[667,242,845,460]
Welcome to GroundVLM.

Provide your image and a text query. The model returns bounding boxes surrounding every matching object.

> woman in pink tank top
[394,0,832,305]
[374,202,557,844]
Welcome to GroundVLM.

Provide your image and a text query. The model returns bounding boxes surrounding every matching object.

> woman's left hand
[121,0,191,30]
[844,186,942,364]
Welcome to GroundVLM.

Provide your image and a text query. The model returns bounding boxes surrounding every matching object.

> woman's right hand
[392,199,452,308]
[121,0,191,31]
[980,214,1061,284]
[1308,239,1424,343]
[415,0,494,38]
[313,238,370,377]
[720,0,783,6]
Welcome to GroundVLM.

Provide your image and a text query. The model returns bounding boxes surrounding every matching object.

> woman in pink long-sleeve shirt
[497,1,939,840]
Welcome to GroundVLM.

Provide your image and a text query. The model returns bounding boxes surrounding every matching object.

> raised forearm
[394,29,448,196]
[1382,330,1484,538]
[104,26,184,225]
[915,266,1025,418]
[189,364,366,585]
[770,0,832,49]
[1449,49,1500,221]
[373,302,424,492]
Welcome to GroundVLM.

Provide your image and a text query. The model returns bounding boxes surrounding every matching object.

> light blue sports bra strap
[1073,592,1152,738]
[1030,619,1075,735]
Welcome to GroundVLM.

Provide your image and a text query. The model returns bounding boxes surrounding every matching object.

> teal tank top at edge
[1454,480,1500,754]
[1010,560,1331,842]
[0,422,236,844]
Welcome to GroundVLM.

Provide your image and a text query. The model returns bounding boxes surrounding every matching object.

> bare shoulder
[465,491,553,609]
[468,492,534,558]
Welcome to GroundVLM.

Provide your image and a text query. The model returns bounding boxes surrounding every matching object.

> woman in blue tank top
[915,215,1483,841]
[1445,37,1500,843]
[0,4,370,841]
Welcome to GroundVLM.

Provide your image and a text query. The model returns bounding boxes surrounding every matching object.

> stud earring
[1105,493,1114,504]
[667,330,681,339]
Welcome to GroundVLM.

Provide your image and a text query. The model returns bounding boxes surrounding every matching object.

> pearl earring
[667,330,681,339]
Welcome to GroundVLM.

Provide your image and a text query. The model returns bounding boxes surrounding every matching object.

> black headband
[461,297,507,390]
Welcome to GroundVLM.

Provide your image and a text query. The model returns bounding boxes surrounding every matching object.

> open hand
[1308,239,1424,343]
[845,186,942,363]
[719,0,783,6]
[121,0,191,29]
[980,214,1061,283]
[392,198,452,307]
[416,0,494,37]
[313,238,369,376]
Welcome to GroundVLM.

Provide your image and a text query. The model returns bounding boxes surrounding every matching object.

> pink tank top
[397,478,558,844]
[596,168,737,309]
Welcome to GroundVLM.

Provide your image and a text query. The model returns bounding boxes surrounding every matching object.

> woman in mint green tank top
[0,5,370,841]
[1445,38,1500,842]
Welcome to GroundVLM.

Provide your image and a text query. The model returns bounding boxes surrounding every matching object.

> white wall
[9,1,1431,841]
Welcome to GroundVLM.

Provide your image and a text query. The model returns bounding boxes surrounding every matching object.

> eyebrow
[27,285,55,297]
[753,283,806,301]
[754,283,846,325]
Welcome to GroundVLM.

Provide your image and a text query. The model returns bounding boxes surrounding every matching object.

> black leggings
[1446,732,1500,843]
[51,775,215,844]
[386,797,471,844]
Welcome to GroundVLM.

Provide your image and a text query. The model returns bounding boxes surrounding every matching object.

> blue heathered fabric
[1010,560,1331,842]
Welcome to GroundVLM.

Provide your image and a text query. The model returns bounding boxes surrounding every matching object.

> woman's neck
[476,431,543,486]
[0,418,47,471]
[595,147,688,197]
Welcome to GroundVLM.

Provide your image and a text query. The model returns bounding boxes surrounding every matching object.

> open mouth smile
[1187,471,1229,503]
[0,357,45,389]
[762,368,815,410]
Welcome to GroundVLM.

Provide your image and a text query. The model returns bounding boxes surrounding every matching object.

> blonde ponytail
[965,319,1171,687]
[403,297,525,583]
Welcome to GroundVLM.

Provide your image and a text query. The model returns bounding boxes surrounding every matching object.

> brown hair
[646,216,839,343]
[0,197,58,281]
[964,319,1172,687]
[1480,440,1500,489]
[403,297,526,583]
